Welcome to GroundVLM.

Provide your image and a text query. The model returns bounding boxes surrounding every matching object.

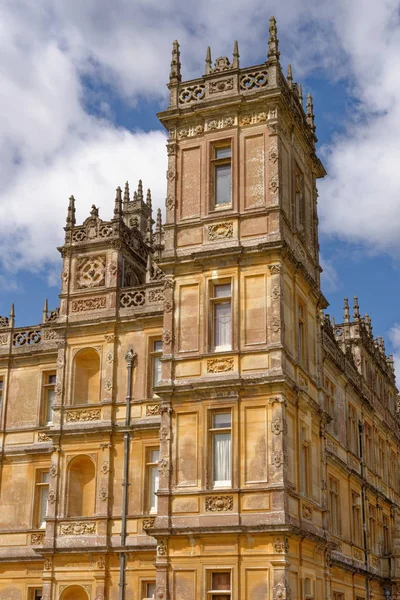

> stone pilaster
[43,445,61,549]
[52,339,66,428]
[269,396,287,486]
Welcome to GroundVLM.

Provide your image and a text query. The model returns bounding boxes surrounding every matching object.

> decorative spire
[155,208,162,233]
[9,303,15,328]
[298,83,303,106]
[66,195,76,228]
[205,46,212,75]
[365,313,372,335]
[268,16,280,63]
[42,299,48,324]
[388,354,395,371]
[123,181,130,208]
[114,186,123,218]
[146,188,152,207]
[306,93,316,132]
[343,297,350,323]
[137,180,143,203]
[287,64,293,89]
[378,336,385,354]
[233,40,239,69]
[353,296,360,320]
[169,40,181,84]
[146,189,153,245]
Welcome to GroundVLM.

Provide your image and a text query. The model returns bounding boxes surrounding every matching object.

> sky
[1,0,400,369]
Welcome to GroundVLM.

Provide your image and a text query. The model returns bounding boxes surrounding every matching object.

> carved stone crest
[143,517,155,530]
[66,409,101,422]
[302,503,313,520]
[76,255,106,289]
[99,486,108,501]
[205,495,233,512]
[48,489,56,504]
[208,221,233,241]
[274,538,289,553]
[146,404,161,416]
[31,533,44,545]
[207,357,234,373]
[60,522,96,535]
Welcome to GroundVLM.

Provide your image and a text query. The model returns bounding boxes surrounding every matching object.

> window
[150,340,163,397]
[333,593,344,600]
[348,403,359,455]
[300,427,310,496]
[364,422,373,468]
[211,283,232,351]
[42,372,56,424]
[351,492,362,546]
[369,504,377,553]
[378,436,385,479]
[212,145,232,207]
[31,590,43,600]
[207,571,231,600]
[142,582,156,599]
[304,578,314,599]
[297,301,306,367]
[211,412,232,488]
[295,163,305,230]
[146,448,160,513]
[383,514,390,555]
[325,377,337,434]
[35,471,49,528]
[328,476,341,535]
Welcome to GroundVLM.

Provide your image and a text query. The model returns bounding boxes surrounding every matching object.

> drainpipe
[359,421,370,600]
[119,348,136,600]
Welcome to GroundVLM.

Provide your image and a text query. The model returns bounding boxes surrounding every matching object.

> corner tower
[153,17,329,600]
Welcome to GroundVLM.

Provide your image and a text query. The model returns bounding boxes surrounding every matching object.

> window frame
[348,403,359,456]
[209,410,232,489]
[148,338,163,398]
[41,371,56,425]
[369,503,377,554]
[0,376,3,417]
[206,569,232,600]
[34,470,50,529]
[211,142,232,210]
[297,299,307,368]
[300,426,310,497]
[351,490,362,546]
[141,580,156,599]
[295,161,306,232]
[328,475,341,536]
[209,280,233,353]
[325,376,337,435]
[364,421,373,469]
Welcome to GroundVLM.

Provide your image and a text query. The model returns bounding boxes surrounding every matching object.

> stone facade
[0,16,399,600]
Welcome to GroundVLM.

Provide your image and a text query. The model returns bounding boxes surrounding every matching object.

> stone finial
[331,315,335,328]
[146,189,153,245]
[9,303,15,328]
[306,93,316,132]
[353,296,360,320]
[378,336,385,354]
[388,354,395,372]
[233,40,239,69]
[123,181,130,207]
[268,16,280,63]
[90,205,99,218]
[170,40,181,84]
[343,297,350,323]
[137,180,143,203]
[66,195,76,228]
[287,64,293,89]
[298,83,303,106]
[365,313,372,335]
[155,208,162,233]
[42,298,48,324]
[114,186,123,219]
[146,188,152,208]
[205,46,212,75]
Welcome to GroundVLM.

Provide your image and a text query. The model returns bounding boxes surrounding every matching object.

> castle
[0,17,399,600]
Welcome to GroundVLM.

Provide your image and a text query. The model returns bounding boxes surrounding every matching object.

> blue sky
[1,0,400,367]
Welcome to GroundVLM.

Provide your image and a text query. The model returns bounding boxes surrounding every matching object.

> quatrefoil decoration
[77,255,106,289]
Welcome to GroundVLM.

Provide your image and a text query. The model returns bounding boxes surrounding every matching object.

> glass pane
[152,356,162,389]
[215,147,231,160]
[213,432,231,485]
[215,164,231,205]
[0,380,3,390]
[214,302,231,348]
[48,374,56,384]
[149,465,159,512]
[212,572,231,590]
[146,582,156,598]
[38,485,49,527]
[46,389,55,422]
[153,340,163,352]
[150,449,160,463]
[214,284,231,298]
[213,413,231,428]
[41,472,50,484]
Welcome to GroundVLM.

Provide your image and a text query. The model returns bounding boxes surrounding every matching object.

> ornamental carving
[178,127,188,138]
[163,300,173,313]
[209,77,234,94]
[146,404,161,416]
[240,115,251,125]
[0,334,8,345]
[274,538,289,553]
[166,195,175,210]
[99,486,108,501]
[97,556,105,569]
[207,357,234,373]
[159,426,170,441]
[353,548,363,561]
[104,379,112,392]
[148,288,164,303]
[44,558,52,571]
[268,264,281,274]
[269,147,278,163]
[38,432,51,442]
[163,330,172,345]
[76,255,106,289]
[55,382,62,397]
[270,317,281,333]
[208,221,233,241]
[272,450,284,467]
[269,177,279,193]
[212,56,232,72]
[100,461,109,474]
[49,464,57,478]
[298,372,308,389]
[48,490,56,504]
[157,540,167,556]
[178,84,205,105]
[60,522,96,535]
[302,503,313,520]
[31,533,44,545]
[205,495,233,512]
[13,329,41,347]
[71,297,107,312]
[271,285,281,299]
[143,517,155,529]
[256,112,267,122]
[167,169,176,181]
[164,278,174,290]
[120,290,145,308]
[271,418,286,435]
[326,437,338,454]
[106,351,113,363]
[42,328,58,341]
[66,409,101,422]
[273,583,288,600]
[240,70,268,91]
[158,459,170,474]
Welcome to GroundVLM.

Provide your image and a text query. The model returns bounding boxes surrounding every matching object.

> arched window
[73,348,100,405]
[67,455,96,517]
[60,586,89,600]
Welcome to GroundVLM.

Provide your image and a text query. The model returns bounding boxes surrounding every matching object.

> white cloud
[320,255,340,293]
[1,0,400,281]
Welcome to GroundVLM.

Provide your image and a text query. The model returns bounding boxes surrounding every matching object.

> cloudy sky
[1,0,400,367]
